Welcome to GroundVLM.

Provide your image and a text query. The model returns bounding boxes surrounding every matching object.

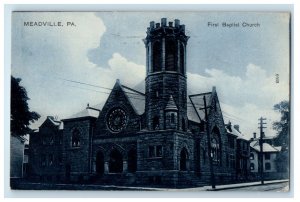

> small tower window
[171,113,175,124]
[152,41,161,72]
[180,43,185,74]
[182,90,185,102]
[165,40,176,71]
[182,118,186,131]
[72,129,81,147]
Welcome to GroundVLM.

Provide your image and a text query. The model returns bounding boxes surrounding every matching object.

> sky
[11,12,290,138]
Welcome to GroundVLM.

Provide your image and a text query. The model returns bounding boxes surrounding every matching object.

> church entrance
[128,149,137,173]
[96,151,104,175]
[109,149,123,173]
[180,148,188,171]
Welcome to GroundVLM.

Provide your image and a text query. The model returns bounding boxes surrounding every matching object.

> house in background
[249,138,281,180]
[225,122,250,182]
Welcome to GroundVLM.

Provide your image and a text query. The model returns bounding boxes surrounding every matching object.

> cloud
[11,12,289,137]
[187,63,288,137]
[107,53,146,86]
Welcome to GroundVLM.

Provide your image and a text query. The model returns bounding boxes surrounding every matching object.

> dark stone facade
[26,18,250,188]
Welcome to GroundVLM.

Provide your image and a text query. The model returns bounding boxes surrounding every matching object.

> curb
[206,180,289,191]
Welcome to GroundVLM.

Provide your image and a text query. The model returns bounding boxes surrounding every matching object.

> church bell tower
[144,18,189,131]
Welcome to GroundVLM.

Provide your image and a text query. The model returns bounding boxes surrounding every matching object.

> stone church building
[28,18,249,187]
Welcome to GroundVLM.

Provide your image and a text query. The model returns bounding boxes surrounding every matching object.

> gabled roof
[40,116,61,129]
[48,116,61,126]
[122,85,145,115]
[188,92,212,122]
[225,122,250,141]
[66,106,100,120]
[187,87,219,123]
[250,140,280,152]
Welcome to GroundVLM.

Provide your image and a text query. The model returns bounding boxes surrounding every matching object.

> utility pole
[203,95,216,189]
[258,117,267,185]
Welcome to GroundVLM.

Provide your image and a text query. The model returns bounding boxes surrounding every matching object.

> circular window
[106,108,128,133]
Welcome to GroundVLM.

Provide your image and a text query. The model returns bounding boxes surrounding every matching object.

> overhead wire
[61,76,244,120]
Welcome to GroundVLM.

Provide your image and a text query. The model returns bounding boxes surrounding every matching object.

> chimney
[161,18,167,26]
[175,19,180,27]
[234,125,240,132]
[150,21,155,29]
[227,121,232,132]
[253,132,256,139]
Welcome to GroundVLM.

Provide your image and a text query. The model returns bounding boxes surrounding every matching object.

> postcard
[10,11,290,191]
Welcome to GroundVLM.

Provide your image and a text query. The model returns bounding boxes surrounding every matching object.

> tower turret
[144,18,189,131]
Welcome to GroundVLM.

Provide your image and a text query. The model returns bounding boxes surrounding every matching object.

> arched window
[250,153,254,160]
[180,148,188,171]
[211,137,219,162]
[250,163,255,170]
[180,43,185,74]
[165,40,176,71]
[153,116,159,130]
[211,127,221,165]
[72,129,80,147]
[152,41,161,72]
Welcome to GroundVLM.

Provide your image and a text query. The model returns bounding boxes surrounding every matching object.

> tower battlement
[146,18,187,37]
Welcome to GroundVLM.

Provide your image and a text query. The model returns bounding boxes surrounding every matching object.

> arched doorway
[96,151,104,175]
[109,149,123,173]
[128,149,137,173]
[180,148,188,171]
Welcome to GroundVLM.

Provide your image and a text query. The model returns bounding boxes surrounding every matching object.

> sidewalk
[11,179,289,191]
[90,179,289,191]
[109,179,289,191]
[203,179,289,191]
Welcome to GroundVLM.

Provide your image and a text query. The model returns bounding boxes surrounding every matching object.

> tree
[272,100,290,149]
[272,100,289,175]
[11,76,40,136]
